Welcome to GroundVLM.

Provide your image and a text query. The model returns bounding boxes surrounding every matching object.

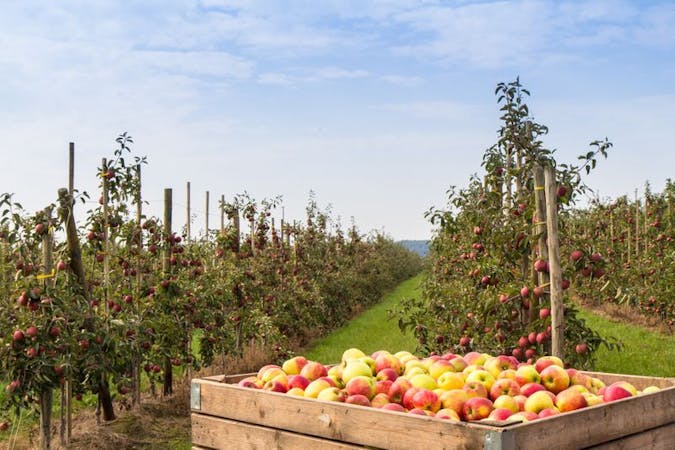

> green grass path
[306,274,675,378]
[305,274,421,363]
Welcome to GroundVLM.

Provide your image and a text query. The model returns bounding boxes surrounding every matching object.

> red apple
[603,382,636,402]
[520,382,546,397]
[524,390,555,414]
[540,365,570,394]
[488,408,514,421]
[345,376,375,399]
[345,394,371,407]
[381,402,406,412]
[411,388,441,412]
[300,361,328,381]
[287,374,310,391]
[515,365,541,386]
[555,387,588,412]
[282,356,309,375]
[489,378,521,401]
[463,397,494,421]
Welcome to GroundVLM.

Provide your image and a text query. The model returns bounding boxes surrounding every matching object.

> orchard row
[0,136,423,437]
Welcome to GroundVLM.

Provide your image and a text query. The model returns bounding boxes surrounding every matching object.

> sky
[2,0,674,240]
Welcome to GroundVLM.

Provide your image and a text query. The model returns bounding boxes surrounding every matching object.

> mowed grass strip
[577,309,675,377]
[305,274,422,363]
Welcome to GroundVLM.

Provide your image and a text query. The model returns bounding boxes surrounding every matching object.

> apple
[520,382,546,397]
[264,375,288,393]
[282,356,308,375]
[436,408,461,421]
[409,373,437,390]
[520,286,530,298]
[462,381,488,399]
[448,356,468,372]
[590,252,603,263]
[540,365,570,394]
[304,378,333,398]
[515,365,541,386]
[404,359,428,375]
[411,388,441,412]
[603,382,637,402]
[534,356,564,373]
[12,329,24,342]
[538,407,560,419]
[381,402,406,413]
[375,353,403,375]
[463,352,489,367]
[539,308,550,320]
[525,390,555,414]
[555,387,588,412]
[374,379,393,395]
[371,392,390,408]
[489,378,520,401]
[575,343,588,355]
[428,359,455,379]
[341,359,374,383]
[376,368,398,382]
[317,387,347,402]
[570,250,584,262]
[345,394,371,407]
[287,387,305,396]
[346,375,375,399]
[488,408,514,421]
[238,376,263,389]
[582,392,603,406]
[513,394,527,411]
[439,389,468,415]
[493,395,519,413]
[402,387,423,410]
[641,386,661,395]
[534,259,549,273]
[259,366,285,384]
[405,366,427,378]
[387,378,413,404]
[589,377,606,394]
[436,371,465,391]
[484,355,518,379]
[287,374,310,391]
[566,369,592,390]
[497,369,517,381]
[358,356,376,373]
[341,348,366,363]
[463,397,494,421]
[257,364,282,379]
[510,411,538,422]
[300,361,328,381]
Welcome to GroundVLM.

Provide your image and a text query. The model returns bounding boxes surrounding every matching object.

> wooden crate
[191,371,675,450]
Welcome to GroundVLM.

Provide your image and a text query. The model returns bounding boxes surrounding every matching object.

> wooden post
[220,194,225,235]
[635,190,640,257]
[205,190,210,240]
[63,143,75,445]
[163,188,173,396]
[68,143,75,194]
[532,165,549,324]
[544,166,564,359]
[40,207,54,450]
[233,207,241,254]
[186,182,191,242]
[280,207,285,243]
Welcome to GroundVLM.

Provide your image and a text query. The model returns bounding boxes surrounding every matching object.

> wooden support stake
[544,166,564,359]
[133,164,142,408]
[635,189,640,257]
[205,190,210,240]
[163,188,173,396]
[40,207,54,450]
[532,165,549,324]
[220,194,225,235]
[186,182,191,242]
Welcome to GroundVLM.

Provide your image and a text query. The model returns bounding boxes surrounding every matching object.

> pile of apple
[237,349,661,422]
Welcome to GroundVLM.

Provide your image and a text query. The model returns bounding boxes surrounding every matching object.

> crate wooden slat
[586,422,675,450]
[191,371,675,450]
[192,413,367,449]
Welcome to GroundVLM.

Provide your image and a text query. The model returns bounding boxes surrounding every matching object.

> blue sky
[2,1,674,240]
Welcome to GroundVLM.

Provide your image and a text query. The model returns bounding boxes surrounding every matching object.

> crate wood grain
[192,371,675,450]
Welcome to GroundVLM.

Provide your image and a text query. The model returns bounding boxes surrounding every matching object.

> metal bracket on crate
[484,429,515,450]
[191,382,201,411]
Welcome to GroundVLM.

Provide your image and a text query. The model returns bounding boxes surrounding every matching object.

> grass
[305,274,422,363]
[577,309,675,377]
